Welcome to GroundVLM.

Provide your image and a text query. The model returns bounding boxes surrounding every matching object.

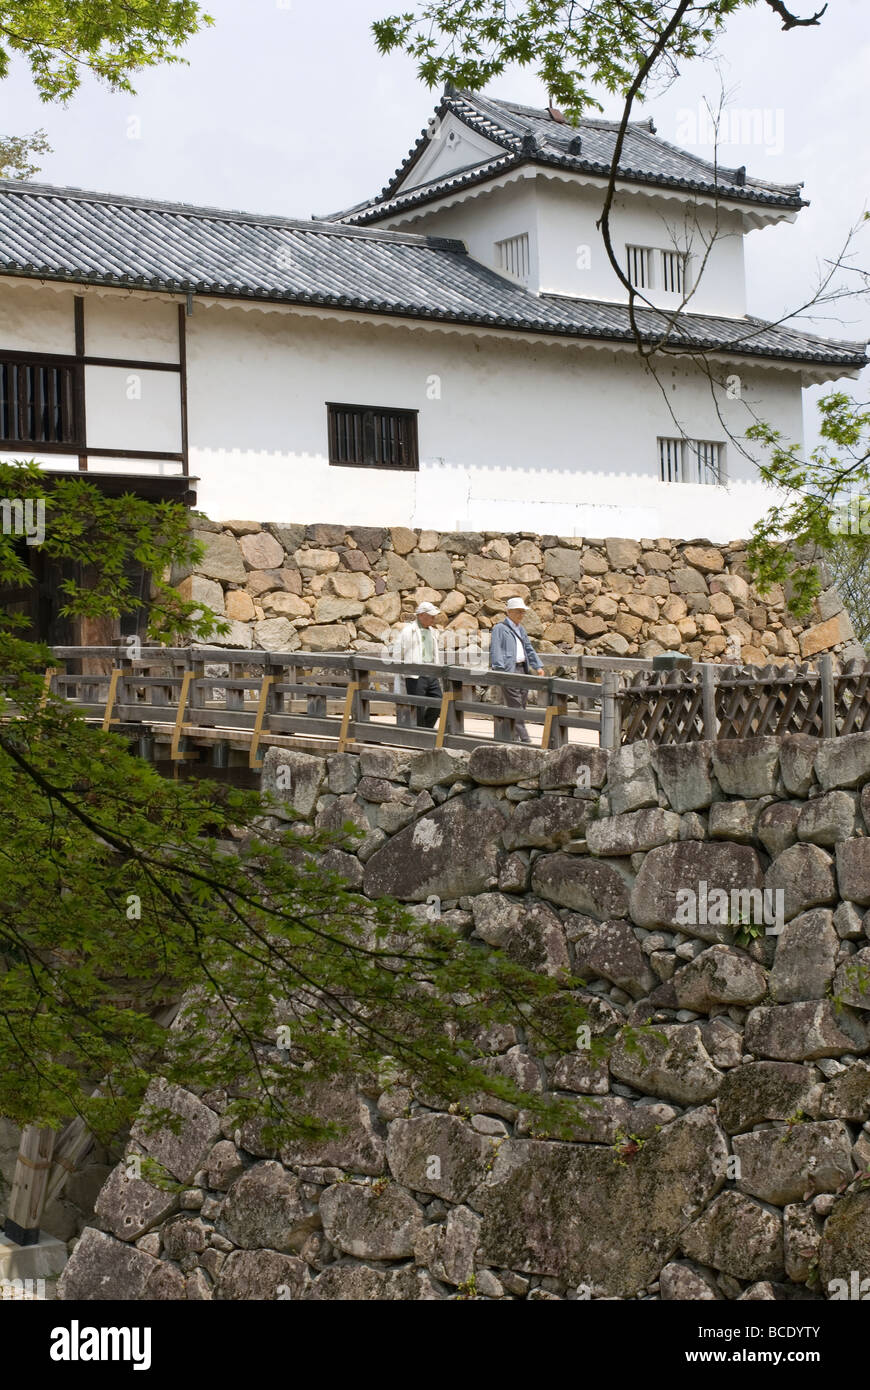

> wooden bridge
[41,647,870,769]
[46,647,617,768]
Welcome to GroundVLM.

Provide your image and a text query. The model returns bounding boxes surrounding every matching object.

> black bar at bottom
[2,1216,40,1246]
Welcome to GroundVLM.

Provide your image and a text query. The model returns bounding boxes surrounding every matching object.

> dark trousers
[405,674,442,728]
[494,662,530,742]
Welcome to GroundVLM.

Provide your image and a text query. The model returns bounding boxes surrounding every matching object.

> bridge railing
[48,646,615,759]
[617,653,870,742]
[47,647,870,756]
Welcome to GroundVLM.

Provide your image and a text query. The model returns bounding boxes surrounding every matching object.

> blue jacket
[490,617,541,672]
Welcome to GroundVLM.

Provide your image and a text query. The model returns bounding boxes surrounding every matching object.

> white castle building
[0,86,865,541]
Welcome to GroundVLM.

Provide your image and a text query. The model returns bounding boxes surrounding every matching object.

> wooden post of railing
[701,663,719,740]
[600,671,620,749]
[301,660,326,721]
[459,675,475,741]
[149,654,171,711]
[395,659,415,729]
[281,659,296,719]
[224,655,245,719]
[354,666,370,741]
[2,1125,56,1246]
[541,676,562,750]
[439,671,466,745]
[575,656,592,713]
[188,654,206,717]
[249,674,275,770]
[170,668,197,762]
[819,653,836,739]
[100,667,121,731]
[435,689,454,749]
[39,666,57,710]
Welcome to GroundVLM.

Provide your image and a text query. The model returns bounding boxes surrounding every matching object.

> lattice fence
[619,657,870,745]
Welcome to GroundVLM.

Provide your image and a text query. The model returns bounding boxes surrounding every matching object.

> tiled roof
[540,295,866,368]
[0,181,863,370]
[330,88,806,225]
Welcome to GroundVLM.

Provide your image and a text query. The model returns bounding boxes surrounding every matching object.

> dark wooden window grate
[327,402,419,470]
[0,357,80,446]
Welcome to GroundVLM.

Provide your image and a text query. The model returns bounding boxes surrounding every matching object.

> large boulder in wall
[474,1108,727,1298]
[363,789,508,901]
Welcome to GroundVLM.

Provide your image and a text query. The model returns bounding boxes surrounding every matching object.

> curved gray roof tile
[328,88,805,225]
[0,180,862,371]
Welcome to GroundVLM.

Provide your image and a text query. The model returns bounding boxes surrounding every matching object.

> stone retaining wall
[58,730,870,1301]
[173,518,861,664]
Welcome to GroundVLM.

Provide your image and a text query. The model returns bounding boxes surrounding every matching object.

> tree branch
[763,1,827,30]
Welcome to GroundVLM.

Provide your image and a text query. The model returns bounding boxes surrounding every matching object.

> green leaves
[0,1,212,102]
[0,129,51,179]
[825,534,870,646]
[0,466,588,1145]
[373,2,743,119]
[745,395,870,617]
[0,702,587,1142]
[0,462,227,643]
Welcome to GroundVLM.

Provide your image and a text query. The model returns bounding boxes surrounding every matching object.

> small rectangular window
[658,437,723,485]
[659,436,683,483]
[0,355,81,445]
[495,233,530,283]
[327,402,419,471]
[661,250,688,295]
[626,244,654,290]
[691,439,722,484]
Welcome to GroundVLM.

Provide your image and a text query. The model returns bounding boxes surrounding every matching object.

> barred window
[627,246,689,295]
[659,437,723,485]
[327,402,419,471]
[626,244,654,290]
[0,356,80,445]
[495,233,530,283]
[659,436,682,483]
[661,249,688,295]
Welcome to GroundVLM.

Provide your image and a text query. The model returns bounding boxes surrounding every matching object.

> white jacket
[391,620,441,692]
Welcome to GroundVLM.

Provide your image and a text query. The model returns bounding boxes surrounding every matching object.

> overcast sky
[1,0,867,416]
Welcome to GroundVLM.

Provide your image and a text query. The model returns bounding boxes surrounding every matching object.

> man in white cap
[489,597,544,743]
[391,601,443,728]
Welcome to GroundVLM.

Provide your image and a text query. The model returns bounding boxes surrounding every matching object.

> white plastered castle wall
[184,297,802,541]
[0,278,812,540]
[378,173,750,317]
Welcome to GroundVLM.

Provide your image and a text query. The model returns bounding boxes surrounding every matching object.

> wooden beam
[434,690,455,749]
[540,704,560,750]
[337,681,359,753]
[248,674,275,770]
[3,1126,56,1245]
[177,303,190,477]
[39,666,57,710]
[74,295,87,471]
[600,671,621,750]
[101,668,123,731]
[43,1118,96,1212]
[819,653,836,739]
[170,670,197,761]
[701,663,719,740]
